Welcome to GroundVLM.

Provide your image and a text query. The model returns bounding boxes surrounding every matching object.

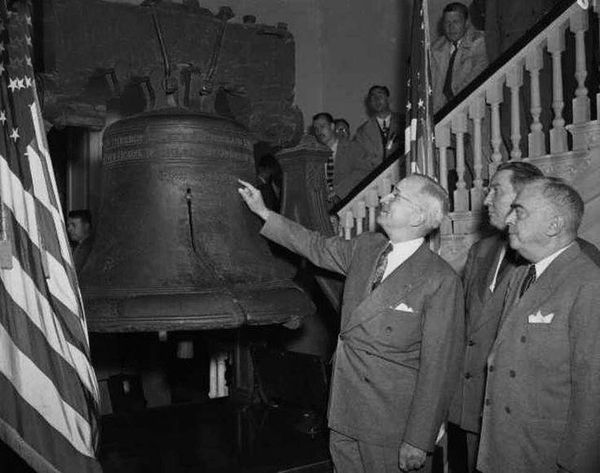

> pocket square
[528,310,555,324]
[393,302,414,313]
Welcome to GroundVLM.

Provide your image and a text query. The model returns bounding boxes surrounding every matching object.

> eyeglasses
[387,189,423,210]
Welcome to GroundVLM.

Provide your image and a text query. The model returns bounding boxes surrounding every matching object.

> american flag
[0,1,101,472]
[404,0,436,177]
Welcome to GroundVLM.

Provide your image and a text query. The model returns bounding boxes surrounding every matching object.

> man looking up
[355,85,403,166]
[238,174,464,472]
[447,161,543,473]
[477,178,600,473]
[312,112,371,205]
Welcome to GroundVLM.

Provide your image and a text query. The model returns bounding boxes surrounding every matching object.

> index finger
[237,179,256,191]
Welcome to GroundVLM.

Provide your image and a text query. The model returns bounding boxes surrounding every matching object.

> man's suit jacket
[477,240,600,473]
[332,138,373,200]
[355,112,402,167]
[431,28,488,112]
[448,234,518,434]
[261,213,464,451]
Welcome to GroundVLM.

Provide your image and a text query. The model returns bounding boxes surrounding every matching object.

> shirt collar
[534,242,573,277]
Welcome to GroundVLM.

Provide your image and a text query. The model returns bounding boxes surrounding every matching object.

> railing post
[468,95,486,209]
[451,111,469,211]
[507,63,524,160]
[365,189,379,232]
[435,123,451,193]
[526,44,547,157]
[547,26,568,153]
[486,78,505,176]
[570,7,590,123]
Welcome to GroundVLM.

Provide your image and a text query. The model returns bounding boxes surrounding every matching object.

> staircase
[330,0,600,273]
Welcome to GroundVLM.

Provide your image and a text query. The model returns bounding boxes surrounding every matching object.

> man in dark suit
[67,209,94,273]
[238,174,464,472]
[477,178,600,473]
[312,112,372,204]
[355,85,403,166]
[447,161,543,473]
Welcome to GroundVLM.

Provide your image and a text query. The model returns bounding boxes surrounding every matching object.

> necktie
[443,42,458,102]
[519,264,537,298]
[380,120,389,158]
[325,153,335,193]
[371,243,393,291]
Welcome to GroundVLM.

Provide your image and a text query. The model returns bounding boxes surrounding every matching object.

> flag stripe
[0,281,93,420]
[2,204,89,354]
[0,325,95,457]
[0,155,81,315]
[0,253,99,403]
[0,380,101,473]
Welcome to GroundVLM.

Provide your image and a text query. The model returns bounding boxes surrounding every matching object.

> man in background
[334,118,351,141]
[67,209,94,273]
[312,112,371,205]
[355,85,403,166]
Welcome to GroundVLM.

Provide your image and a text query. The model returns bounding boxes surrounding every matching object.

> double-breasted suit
[355,112,403,168]
[477,241,600,473]
[261,213,464,452]
[449,235,517,434]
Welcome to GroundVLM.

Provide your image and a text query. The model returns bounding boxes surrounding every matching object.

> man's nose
[505,210,516,225]
[380,193,393,205]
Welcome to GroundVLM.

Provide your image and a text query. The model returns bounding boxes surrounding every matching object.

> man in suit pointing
[238,174,464,472]
[477,178,600,473]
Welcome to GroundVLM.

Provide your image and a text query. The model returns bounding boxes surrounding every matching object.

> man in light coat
[238,174,464,472]
[478,177,600,473]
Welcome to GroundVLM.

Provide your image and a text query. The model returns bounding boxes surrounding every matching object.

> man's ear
[410,209,425,228]
[546,215,563,237]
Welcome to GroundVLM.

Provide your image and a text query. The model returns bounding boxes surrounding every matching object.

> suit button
[364,377,370,383]
[485,398,491,406]
[468,339,475,346]
[385,326,392,333]
[505,406,511,414]
[488,365,494,372]
[521,336,527,343]
[464,372,472,379]
[509,370,516,378]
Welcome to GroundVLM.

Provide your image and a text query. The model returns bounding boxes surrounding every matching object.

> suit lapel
[474,236,504,303]
[341,243,430,334]
[497,242,582,340]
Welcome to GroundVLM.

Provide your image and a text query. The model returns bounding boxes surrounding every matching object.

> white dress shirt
[535,243,572,278]
[381,237,424,281]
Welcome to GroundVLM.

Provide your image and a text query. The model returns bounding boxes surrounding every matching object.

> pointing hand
[237,179,271,221]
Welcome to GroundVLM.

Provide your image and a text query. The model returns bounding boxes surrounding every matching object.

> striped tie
[325,154,335,193]
[371,243,393,291]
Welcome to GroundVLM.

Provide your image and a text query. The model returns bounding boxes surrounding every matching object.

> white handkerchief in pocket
[393,302,415,313]
[528,310,555,324]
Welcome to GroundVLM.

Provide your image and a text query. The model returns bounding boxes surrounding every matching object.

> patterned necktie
[325,154,335,193]
[371,243,393,291]
[519,264,537,298]
[443,42,458,102]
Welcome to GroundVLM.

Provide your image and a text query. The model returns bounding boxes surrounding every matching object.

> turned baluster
[469,95,485,209]
[570,7,590,123]
[435,123,451,193]
[486,79,504,176]
[365,188,379,232]
[452,111,469,211]
[507,64,523,160]
[526,44,546,157]
[353,200,366,235]
[547,27,568,153]
[343,210,354,240]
